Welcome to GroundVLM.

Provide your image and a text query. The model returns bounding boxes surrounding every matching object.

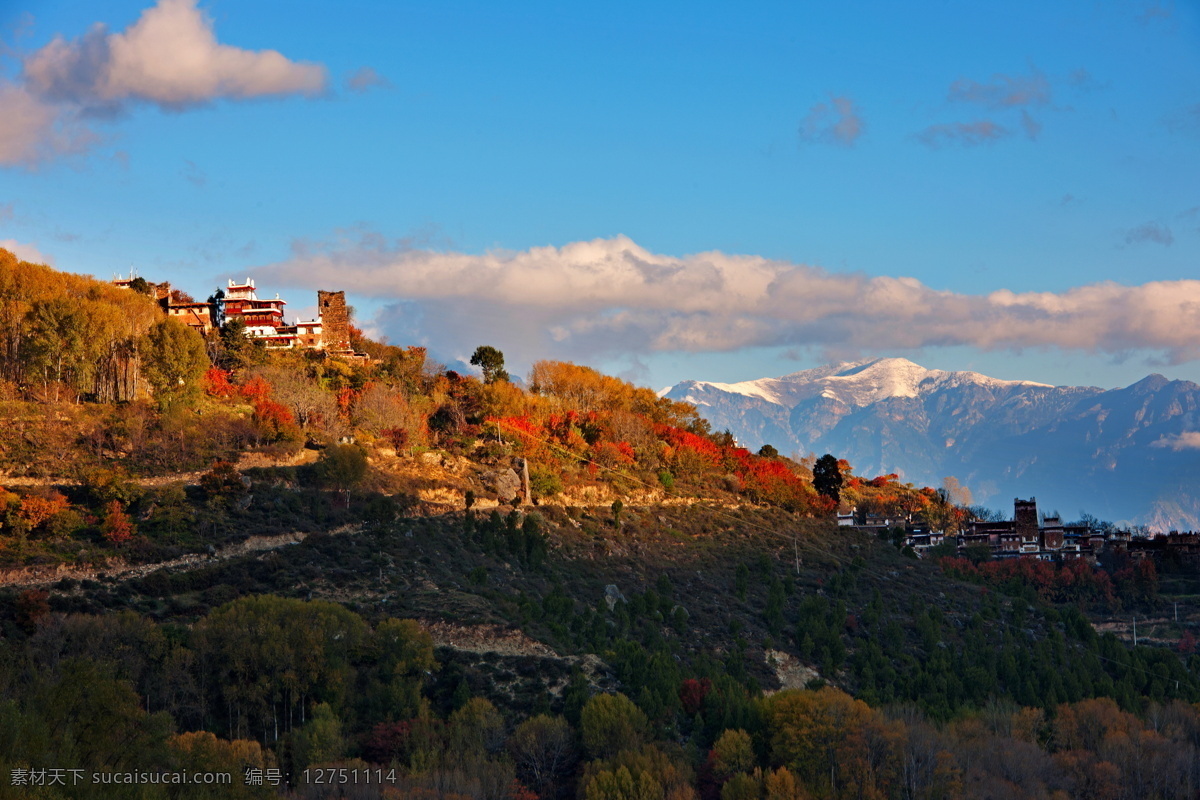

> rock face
[664,358,1200,530]
[479,468,522,500]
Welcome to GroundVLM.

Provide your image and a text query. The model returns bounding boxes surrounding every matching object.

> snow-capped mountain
[664,358,1200,530]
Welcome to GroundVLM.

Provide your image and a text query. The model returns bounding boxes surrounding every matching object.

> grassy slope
[27,484,1195,723]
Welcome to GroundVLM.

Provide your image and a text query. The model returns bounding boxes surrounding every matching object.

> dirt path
[0,448,319,489]
[0,524,361,590]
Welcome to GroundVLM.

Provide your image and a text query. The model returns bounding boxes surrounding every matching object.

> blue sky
[1,0,1198,390]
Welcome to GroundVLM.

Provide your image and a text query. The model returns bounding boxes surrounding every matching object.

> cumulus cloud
[0,83,97,165]
[1125,222,1174,246]
[0,239,54,264]
[23,0,326,110]
[916,120,1008,148]
[345,66,390,93]
[799,95,863,146]
[251,233,1200,366]
[1152,432,1200,451]
[1,0,327,166]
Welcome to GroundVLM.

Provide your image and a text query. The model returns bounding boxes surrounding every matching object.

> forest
[3,248,1200,799]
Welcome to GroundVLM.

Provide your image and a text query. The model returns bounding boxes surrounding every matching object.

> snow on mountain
[691,377,789,406]
[663,359,1200,530]
[677,358,1053,410]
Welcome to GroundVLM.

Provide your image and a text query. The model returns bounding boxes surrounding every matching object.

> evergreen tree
[470,345,510,384]
[812,454,843,504]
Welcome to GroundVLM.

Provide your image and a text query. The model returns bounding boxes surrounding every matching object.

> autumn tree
[579,745,696,800]
[21,297,92,401]
[711,729,757,781]
[194,596,370,742]
[290,702,346,771]
[169,731,275,800]
[101,500,136,544]
[365,617,437,721]
[528,359,701,427]
[584,766,661,800]
[143,317,210,401]
[0,252,161,402]
[765,687,900,798]
[313,444,368,492]
[581,693,650,759]
[200,461,247,499]
[446,697,506,769]
[508,714,576,797]
[254,365,339,435]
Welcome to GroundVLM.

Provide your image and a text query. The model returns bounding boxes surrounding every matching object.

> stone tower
[317,290,351,351]
[1014,497,1038,546]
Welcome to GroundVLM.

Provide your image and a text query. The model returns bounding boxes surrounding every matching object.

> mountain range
[663,358,1200,531]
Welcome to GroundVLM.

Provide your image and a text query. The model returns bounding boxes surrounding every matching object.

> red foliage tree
[382,427,409,451]
[238,375,272,404]
[939,555,1117,606]
[507,779,538,800]
[679,677,713,716]
[202,367,235,398]
[15,588,49,633]
[336,387,359,420]
[363,720,411,765]
[101,500,135,544]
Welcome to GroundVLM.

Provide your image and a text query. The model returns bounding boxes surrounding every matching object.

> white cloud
[1152,432,1200,451]
[253,233,1200,366]
[1,0,327,166]
[23,0,326,109]
[0,83,96,166]
[0,239,54,265]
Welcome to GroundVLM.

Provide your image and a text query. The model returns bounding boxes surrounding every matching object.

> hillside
[665,358,1200,529]
[4,254,1200,799]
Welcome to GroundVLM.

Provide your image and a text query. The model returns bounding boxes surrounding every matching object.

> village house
[114,272,355,355]
[220,278,352,353]
[840,495,1133,563]
[956,498,1099,561]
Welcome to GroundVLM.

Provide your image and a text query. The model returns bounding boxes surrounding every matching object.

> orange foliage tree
[766,686,902,799]
[17,492,70,530]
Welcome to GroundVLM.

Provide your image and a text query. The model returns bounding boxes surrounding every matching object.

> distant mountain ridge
[664,358,1200,531]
